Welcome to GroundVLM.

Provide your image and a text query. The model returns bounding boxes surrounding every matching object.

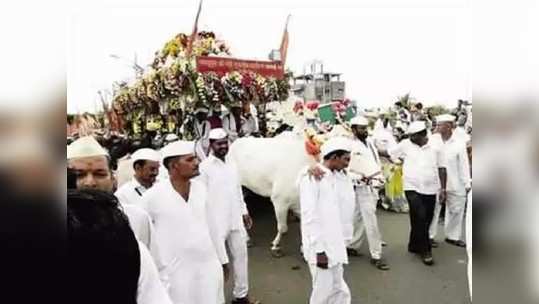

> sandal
[421,253,434,266]
[445,238,466,248]
[371,258,390,270]
[346,248,363,257]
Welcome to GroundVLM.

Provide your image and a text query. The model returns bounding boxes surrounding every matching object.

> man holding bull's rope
[346,116,390,270]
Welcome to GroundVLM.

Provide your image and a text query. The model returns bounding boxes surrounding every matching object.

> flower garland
[112,30,291,133]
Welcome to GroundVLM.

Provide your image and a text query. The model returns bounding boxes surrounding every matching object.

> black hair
[411,129,428,138]
[163,156,178,170]
[323,150,350,161]
[67,189,140,304]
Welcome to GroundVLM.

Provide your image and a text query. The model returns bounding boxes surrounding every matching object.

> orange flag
[279,15,291,66]
[185,0,203,58]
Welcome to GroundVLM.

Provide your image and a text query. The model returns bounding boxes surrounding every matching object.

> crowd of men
[67,99,472,304]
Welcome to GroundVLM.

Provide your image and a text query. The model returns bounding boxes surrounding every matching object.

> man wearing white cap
[199,128,258,304]
[388,121,448,266]
[298,137,355,304]
[429,114,471,248]
[67,136,172,304]
[346,116,390,270]
[68,137,155,248]
[115,148,161,207]
[194,106,211,159]
[140,140,229,304]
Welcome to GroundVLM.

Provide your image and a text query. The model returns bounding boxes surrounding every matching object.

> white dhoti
[225,227,249,299]
[308,263,351,304]
[444,192,467,241]
[168,259,224,304]
[430,192,467,241]
[347,186,383,259]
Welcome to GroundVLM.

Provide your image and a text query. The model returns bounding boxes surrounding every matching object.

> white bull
[227,132,317,257]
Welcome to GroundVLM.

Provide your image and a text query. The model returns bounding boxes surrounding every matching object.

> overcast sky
[67,0,472,113]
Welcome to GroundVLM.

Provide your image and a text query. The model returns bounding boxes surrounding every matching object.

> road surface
[224,193,471,304]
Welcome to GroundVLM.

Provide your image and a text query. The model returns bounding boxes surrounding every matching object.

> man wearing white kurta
[141,140,228,304]
[68,137,155,249]
[298,137,354,304]
[115,148,160,207]
[67,136,172,304]
[346,116,390,270]
[115,148,161,248]
[429,114,471,247]
[194,106,211,160]
[199,128,257,304]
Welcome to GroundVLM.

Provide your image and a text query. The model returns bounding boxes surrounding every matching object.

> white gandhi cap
[350,115,369,126]
[161,140,196,164]
[435,114,456,123]
[407,121,427,135]
[131,148,160,162]
[320,137,352,158]
[208,128,228,140]
[67,136,108,160]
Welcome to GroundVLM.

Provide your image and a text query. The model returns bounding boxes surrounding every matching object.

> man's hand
[316,252,329,269]
[308,165,325,181]
[361,176,372,185]
[243,214,253,230]
[223,264,230,282]
[439,189,447,205]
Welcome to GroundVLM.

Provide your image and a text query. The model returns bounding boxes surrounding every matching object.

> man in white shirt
[67,137,171,304]
[141,140,228,304]
[194,106,211,160]
[429,114,471,247]
[199,128,258,304]
[346,116,390,270]
[115,148,160,207]
[373,115,397,152]
[223,103,244,143]
[388,121,448,266]
[114,148,161,248]
[298,137,355,304]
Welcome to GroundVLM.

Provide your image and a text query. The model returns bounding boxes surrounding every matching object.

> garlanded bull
[227,125,348,257]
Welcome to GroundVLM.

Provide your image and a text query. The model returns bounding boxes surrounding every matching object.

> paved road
[224,194,472,304]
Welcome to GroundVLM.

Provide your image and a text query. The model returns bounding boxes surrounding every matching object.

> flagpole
[279,14,291,66]
[186,0,203,58]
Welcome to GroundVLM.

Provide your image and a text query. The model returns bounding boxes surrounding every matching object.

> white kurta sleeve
[299,177,326,253]
[222,115,237,137]
[114,187,129,205]
[387,140,405,162]
[137,241,173,304]
[204,197,229,265]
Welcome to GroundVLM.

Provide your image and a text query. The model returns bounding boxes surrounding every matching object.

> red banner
[196,56,284,79]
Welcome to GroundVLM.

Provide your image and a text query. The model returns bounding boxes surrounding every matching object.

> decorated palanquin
[111,31,291,136]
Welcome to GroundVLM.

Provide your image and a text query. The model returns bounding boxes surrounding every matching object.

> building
[291,61,345,104]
